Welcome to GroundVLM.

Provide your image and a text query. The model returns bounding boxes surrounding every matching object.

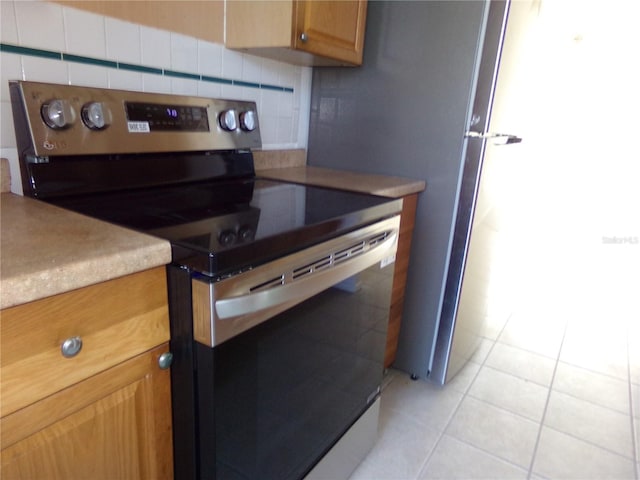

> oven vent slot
[249,274,285,292]
[247,230,392,293]
[368,232,389,247]
[292,255,332,279]
[333,241,365,265]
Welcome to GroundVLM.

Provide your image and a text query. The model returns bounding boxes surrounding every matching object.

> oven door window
[195,262,393,480]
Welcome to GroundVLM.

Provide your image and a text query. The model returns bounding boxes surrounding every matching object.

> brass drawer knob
[61,336,83,358]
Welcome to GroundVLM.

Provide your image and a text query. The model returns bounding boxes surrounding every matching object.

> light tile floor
[349,243,640,480]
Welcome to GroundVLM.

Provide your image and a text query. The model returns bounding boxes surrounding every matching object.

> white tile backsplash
[278,64,299,90]
[170,32,198,73]
[67,62,108,88]
[220,84,248,102]
[0,0,312,193]
[259,114,279,145]
[21,56,68,84]
[276,116,294,145]
[196,81,223,100]
[242,55,262,82]
[63,7,106,58]
[197,40,223,77]
[140,26,171,69]
[170,77,199,97]
[0,52,22,102]
[14,1,65,51]
[260,58,281,85]
[261,90,280,117]
[107,69,142,92]
[141,73,171,94]
[0,1,19,44]
[221,48,243,80]
[105,17,140,64]
[278,92,294,115]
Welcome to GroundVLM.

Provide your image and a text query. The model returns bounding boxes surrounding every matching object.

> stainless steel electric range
[10,80,402,480]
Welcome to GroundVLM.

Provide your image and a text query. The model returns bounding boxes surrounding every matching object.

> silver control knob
[158,352,173,370]
[219,109,237,131]
[61,336,83,358]
[238,226,255,242]
[41,99,75,130]
[239,110,257,132]
[81,102,110,130]
[219,230,237,246]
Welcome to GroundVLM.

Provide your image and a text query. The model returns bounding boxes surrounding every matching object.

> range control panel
[10,80,261,157]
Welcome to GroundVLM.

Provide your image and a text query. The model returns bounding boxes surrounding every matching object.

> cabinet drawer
[1,267,170,417]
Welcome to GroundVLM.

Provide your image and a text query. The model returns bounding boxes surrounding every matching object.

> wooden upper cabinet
[226,0,368,66]
[294,1,367,65]
[54,0,366,66]
[53,1,225,44]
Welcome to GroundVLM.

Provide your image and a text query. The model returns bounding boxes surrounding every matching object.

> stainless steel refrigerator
[307,0,519,384]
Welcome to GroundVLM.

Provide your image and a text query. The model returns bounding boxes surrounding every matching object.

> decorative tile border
[0,42,295,93]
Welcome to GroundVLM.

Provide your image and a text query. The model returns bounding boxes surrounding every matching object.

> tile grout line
[540,424,637,462]
[543,376,630,416]
[526,317,569,480]
[556,356,632,384]
[414,312,514,479]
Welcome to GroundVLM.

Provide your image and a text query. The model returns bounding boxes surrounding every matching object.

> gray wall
[307,1,486,378]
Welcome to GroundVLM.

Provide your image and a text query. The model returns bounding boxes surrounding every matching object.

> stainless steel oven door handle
[191,215,401,347]
[214,231,397,319]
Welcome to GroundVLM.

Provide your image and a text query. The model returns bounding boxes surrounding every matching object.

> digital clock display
[125,102,209,132]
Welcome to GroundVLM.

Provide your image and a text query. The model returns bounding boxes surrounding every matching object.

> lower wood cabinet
[1,344,173,479]
[385,193,418,368]
[0,267,173,479]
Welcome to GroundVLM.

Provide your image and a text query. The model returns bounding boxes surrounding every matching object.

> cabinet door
[0,344,173,480]
[294,0,367,65]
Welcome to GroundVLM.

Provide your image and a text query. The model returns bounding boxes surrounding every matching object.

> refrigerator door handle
[465,131,522,145]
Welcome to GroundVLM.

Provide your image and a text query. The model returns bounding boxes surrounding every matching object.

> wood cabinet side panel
[398,193,418,234]
[225,1,293,48]
[385,301,405,367]
[53,1,224,44]
[384,194,418,368]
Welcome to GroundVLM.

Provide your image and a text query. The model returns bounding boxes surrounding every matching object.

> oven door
[192,215,400,480]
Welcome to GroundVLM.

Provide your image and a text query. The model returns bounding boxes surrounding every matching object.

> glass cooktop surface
[49,178,401,276]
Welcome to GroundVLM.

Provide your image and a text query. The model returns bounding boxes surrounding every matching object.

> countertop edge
[256,166,426,198]
[1,243,171,310]
[1,193,172,309]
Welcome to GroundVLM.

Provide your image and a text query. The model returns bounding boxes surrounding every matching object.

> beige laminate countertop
[0,193,172,309]
[257,166,425,198]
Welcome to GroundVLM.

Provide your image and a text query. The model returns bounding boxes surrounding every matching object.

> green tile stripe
[163,69,201,81]
[62,53,117,68]
[201,75,232,85]
[0,43,61,59]
[117,62,163,75]
[0,42,293,93]
[233,79,260,89]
